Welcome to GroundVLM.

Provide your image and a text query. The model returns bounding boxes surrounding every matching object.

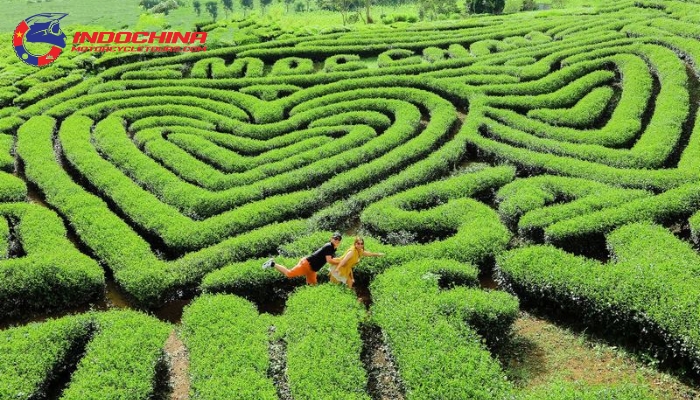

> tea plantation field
[1,0,700,398]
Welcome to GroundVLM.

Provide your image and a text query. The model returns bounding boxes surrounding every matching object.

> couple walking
[262,232,384,288]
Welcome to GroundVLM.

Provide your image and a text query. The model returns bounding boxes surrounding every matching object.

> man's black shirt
[306,242,336,272]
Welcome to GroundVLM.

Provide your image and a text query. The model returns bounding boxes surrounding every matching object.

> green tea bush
[496,175,651,235]
[437,287,519,349]
[61,310,171,400]
[1,310,169,400]
[371,259,516,399]
[181,294,277,399]
[270,57,315,76]
[239,84,301,100]
[543,181,700,244]
[190,57,265,79]
[498,223,700,373]
[470,39,517,57]
[278,284,369,399]
[0,203,104,319]
[527,86,614,127]
[0,314,92,400]
[361,166,514,265]
[120,69,183,80]
[378,49,423,68]
[323,54,368,72]
[12,73,83,106]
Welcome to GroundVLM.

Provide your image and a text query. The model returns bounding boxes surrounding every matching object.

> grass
[501,312,700,400]
[0,0,142,32]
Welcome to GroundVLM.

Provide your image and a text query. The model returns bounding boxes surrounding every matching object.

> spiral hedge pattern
[2,0,700,398]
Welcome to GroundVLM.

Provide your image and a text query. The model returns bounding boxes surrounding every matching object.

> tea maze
[1,0,700,398]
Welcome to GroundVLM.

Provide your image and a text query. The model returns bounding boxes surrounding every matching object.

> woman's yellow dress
[330,246,361,285]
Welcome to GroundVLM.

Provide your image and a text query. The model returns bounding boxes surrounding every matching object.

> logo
[13,13,68,67]
[71,31,208,53]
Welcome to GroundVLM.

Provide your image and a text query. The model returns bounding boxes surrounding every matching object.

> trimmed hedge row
[496,175,651,236]
[277,284,370,400]
[324,54,367,72]
[0,173,26,202]
[61,310,171,400]
[12,73,84,107]
[120,69,183,80]
[0,314,92,399]
[181,294,277,399]
[437,287,519,349]
[77,96,250,123]
[239,84,301,101]
[542,181,700,244]
[527,86,614,128]
[190,57,265,79]
[130,116,216,132]
[0,116,25,135]
[18,115,307,307]
[48,86,261,120]
[0,310,170,400]
[470,39,517,57]
[361,166,514,265]
[378,49,423,68]
[61,115,316,250]
[466,117,697,191]
[270,57,315,76]
[0,203,104,320]
[497,222,700,373]
[15,65,69,90]
[371,259,516,399]
[158,129,332,174]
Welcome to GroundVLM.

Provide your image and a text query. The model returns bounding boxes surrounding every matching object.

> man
[262,232,342,285]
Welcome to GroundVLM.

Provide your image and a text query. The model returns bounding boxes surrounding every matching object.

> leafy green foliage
[0,203,103,319]
[0,315,91,399]
[181,294,277,400]
[371,259,516,399]
[1,311,169,400]
[498,223,700,374]
[4,2,700,396]
[279,284,369,399]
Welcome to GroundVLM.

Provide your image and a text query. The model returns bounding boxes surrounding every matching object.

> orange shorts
[281,258,317,285]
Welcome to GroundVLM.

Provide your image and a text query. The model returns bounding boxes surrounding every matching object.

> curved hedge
[3,3,700,395]
[0,203,104,320]
[498,222,700,374]
[1,310,170,400]
[371,259,517,399]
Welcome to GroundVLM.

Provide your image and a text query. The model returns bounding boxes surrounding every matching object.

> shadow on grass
[496,331,549,386]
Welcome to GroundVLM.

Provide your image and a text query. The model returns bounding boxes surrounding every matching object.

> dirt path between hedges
[165,330,190,400]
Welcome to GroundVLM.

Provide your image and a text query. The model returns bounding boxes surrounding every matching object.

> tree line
[141,0,508,25]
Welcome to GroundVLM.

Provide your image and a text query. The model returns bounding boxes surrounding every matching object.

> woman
[330,237,384,288]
